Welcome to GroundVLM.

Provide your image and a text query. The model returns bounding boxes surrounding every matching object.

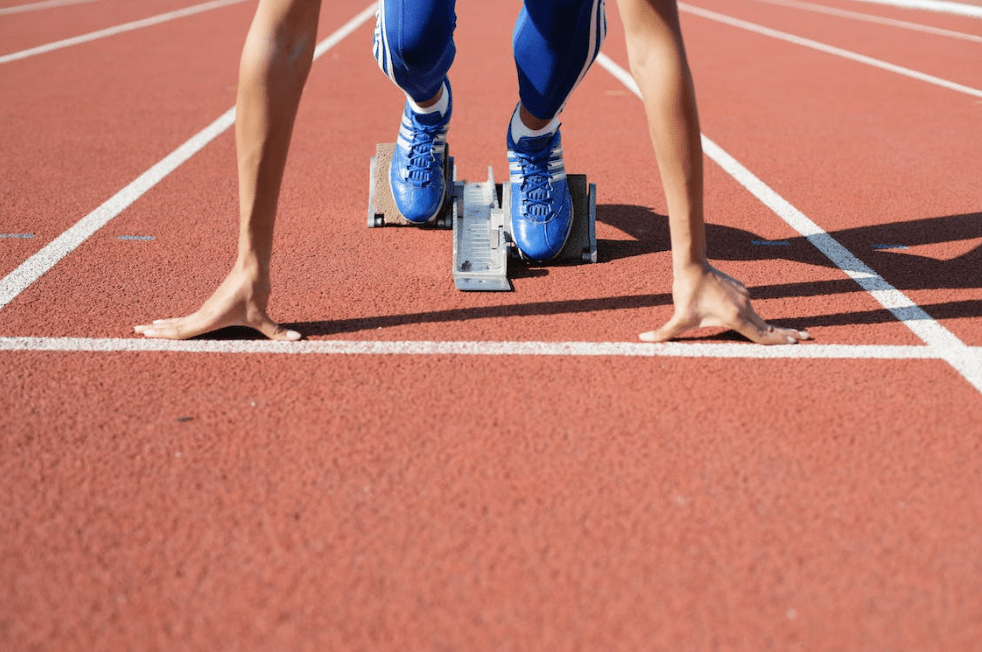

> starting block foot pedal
[561,174,598,264]
[367,142,456,228]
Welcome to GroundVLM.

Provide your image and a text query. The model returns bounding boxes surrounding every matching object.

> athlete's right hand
[134,265,300,341]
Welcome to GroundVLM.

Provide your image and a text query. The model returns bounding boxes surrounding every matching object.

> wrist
[233,251,270,280]
[672,257,709,278]
[235,230,272,274]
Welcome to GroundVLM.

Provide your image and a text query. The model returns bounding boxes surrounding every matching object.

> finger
[137,312,224,340]
[135,318,179,332]
[748,311,811,344]
[738,317,810,345]
[255,316,301,341]
[725,278,751,299]
[135,317,191,333]
[730,310,781,345]
[136,321,199,340]
[639,329,667,342]
[639,313,692,343]
[135,324,181,339]
[134,323,180,336]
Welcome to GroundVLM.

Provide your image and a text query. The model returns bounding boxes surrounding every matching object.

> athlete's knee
[522,0,605,39]
[392,24,452,74]
[375,1,454,76]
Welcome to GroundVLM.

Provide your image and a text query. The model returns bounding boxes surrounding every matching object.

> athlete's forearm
[234,0,320,276]
[617,0,707,275]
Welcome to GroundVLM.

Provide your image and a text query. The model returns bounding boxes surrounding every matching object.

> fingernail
[286,330,301,341]
[144,329,156,337]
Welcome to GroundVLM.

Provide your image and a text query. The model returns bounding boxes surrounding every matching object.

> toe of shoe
[394,186,443,223]
[390,169,445,223]
[513,218,570,260]
[512,197,573,260]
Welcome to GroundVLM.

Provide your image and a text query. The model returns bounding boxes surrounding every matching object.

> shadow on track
[599,205,982,294]
[285,293,673,337]
[185,207,981,339]
[602,204,982,285]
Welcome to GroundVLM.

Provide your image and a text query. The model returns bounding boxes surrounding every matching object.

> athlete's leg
[506,0,606,260]
[374,0,455,103]
[513,0,606,121]
[374,0,457,223]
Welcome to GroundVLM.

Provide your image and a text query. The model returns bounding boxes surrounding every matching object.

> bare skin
[135,0,320,341]
[617,0,809,344]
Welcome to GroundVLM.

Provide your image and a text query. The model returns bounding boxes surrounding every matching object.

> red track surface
[2,1,981,650]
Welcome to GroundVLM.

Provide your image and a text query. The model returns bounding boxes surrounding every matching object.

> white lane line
[0,3,376,312]
[679,3,982,99]
[747,0,982,43]
[837,0,982,19]
[0,0,101,16]
[0,336,972,361]
[596,53,982,393]
[0,110,234,310]
[0,0,250,65]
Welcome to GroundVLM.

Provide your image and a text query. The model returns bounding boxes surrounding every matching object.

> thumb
[639,314,689,343]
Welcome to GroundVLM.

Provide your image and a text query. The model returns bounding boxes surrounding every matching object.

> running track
[2,0,981,649]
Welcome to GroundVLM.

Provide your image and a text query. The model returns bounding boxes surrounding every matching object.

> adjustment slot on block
[452,167,510,291]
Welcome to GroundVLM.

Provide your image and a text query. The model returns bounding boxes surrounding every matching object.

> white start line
[0,336,979,362]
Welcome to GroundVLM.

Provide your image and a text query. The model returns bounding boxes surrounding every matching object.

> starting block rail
[367,142,596,291]
[453,167,509,290]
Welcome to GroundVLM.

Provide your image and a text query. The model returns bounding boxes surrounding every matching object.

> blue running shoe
[507,125,573,261]
[389,82,452,224]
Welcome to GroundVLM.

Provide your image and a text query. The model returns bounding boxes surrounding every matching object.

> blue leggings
[373,0,606,120]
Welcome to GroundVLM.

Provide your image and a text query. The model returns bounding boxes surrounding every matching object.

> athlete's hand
[641,262,809,345]
[134,265,300,341]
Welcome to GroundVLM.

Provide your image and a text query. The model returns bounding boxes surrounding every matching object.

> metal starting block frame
[367,142,597,291]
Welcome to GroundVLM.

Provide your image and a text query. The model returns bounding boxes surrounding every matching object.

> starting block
[367,142,597,291]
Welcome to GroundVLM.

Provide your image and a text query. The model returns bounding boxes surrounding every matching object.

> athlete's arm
[616,0,809,344]
[135,0,320,341]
